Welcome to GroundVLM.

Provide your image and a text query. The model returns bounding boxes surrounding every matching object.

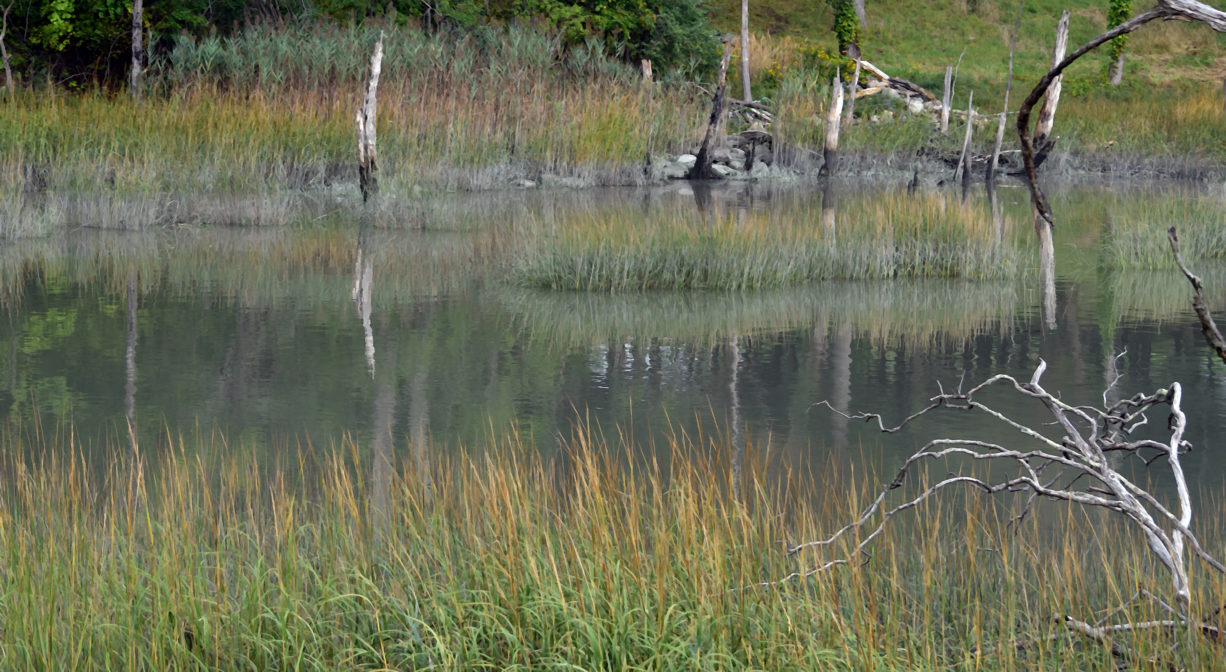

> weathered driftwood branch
[356,34,383,203]
[1168,226,1226,364]
[764,359,1224,633]
[690,36,735,180]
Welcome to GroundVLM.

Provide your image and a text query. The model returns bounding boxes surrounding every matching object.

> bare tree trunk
[130,0,143,98]
[820,73,844,177]
[940,66,953,134]
[854,0,866,26]
[1,2,14,95]
[1034,10,1070,151]
[740,0,751,102]
[954,91,974,183]
[356,35,383,203]
[690,36,734,180]
[1108,53,1124,85]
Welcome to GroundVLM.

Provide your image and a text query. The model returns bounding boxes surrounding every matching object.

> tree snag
[690,36,735,180]
[741,0,751,102]
[1,2,14,96]
[1032,10,1070,159]
[819,72,844,178]
[356,35,383,203]
[1168,226,1226,364]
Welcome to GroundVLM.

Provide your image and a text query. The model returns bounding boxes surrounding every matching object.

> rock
[753,144,773,166]
[675,154,697,168]
[513,178,537,189]
[906,98,925,115]
[729,148,746,162]
[711,163,737,178]
[729,158,746,171]
[712,147,733,164]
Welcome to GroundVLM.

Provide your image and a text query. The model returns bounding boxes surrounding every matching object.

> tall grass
[511,191,1023,290]
[0,20,705,213]
[2,417,1224,669]
[1101,188,1226,269]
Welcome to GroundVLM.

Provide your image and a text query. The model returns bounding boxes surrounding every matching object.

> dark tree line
[0,0,720,90]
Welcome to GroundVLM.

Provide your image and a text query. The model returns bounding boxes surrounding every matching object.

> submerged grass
[511,191,1023,290]
[2,418,1225,670]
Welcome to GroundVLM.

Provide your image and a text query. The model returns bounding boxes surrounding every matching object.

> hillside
[706,0,1226,112]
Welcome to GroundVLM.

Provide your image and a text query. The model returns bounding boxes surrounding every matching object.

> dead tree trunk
[1033,10,1070,157]
[1,2,14,95]
[820,73,844,178]
[854,0,866,26]
[939,66,953,134]
[356,35,383,203]
[843,58,861,129]
[987,0,1023,183]
[130,0,143,98]
[690,36,734,180]
[740,0,751,102]
[953,91,974,183]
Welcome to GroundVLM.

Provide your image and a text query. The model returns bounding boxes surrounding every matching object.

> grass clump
[511,192,1021,290]
[1,418,1225,670]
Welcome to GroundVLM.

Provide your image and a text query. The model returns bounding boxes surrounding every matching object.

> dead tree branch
[766,360,1224,633]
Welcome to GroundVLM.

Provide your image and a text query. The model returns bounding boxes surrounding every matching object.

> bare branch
[1168,226,1226,365]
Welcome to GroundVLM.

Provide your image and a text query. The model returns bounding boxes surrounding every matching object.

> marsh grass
[1101,189,1226,269]
[511,191,1023,290]
[2,417,1225,670]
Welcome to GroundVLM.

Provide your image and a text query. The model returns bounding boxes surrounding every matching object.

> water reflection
[0,182,1222,502]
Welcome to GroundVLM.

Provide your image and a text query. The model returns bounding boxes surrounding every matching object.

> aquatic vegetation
[1101,189,1226,269]
[511,191,1023,290]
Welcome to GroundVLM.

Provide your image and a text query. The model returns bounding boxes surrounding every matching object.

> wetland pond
[3,179,1225,504]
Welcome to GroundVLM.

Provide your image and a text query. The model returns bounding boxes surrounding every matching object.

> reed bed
[1,418,1224,670]
[511,191,1022,290]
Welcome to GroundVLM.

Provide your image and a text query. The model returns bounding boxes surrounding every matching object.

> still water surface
[2,181,1224,500]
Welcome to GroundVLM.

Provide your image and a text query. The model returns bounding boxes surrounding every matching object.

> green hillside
[707,0,1226,112]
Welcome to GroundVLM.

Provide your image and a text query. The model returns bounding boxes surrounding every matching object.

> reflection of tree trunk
[728,333,743,500]
[370,323,395,534]
[831,325,852,450]
[353,226,375,377]
[987,177,1004,245]
[409,371,431,500]
[125,274,138,454]
[1037,215,1057,330]
[821,176,836,238]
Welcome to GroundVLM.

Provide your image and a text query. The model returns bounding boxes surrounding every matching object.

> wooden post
[940,66,953,134]
[130,0,143,98]
[843,58,861,129]
[356,35,383,203]
[820,72,844,178]
[690,36,734,180]
[1034,10,1070,153]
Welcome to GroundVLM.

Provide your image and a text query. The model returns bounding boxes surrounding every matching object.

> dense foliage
[1107,0,1132,65]
[0,0,720,88]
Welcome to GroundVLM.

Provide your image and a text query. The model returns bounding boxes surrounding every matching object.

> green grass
[510,191,1023,290]
[1,417,1225,670]
[1100,188,1226,270]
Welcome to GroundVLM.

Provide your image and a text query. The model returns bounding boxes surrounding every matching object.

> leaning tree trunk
[1033,10,1070,154]
[130,0,143,98]
[690,36,734,180]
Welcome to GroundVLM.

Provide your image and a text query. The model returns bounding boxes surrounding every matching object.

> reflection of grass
[503,279,1017,349]
[512,192,1021,290]
[1106,268,1226,322]
[1102,190,1226,269]
[4,420,1224,669]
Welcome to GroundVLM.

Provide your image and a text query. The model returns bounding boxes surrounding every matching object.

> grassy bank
[2,419,1224,670]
